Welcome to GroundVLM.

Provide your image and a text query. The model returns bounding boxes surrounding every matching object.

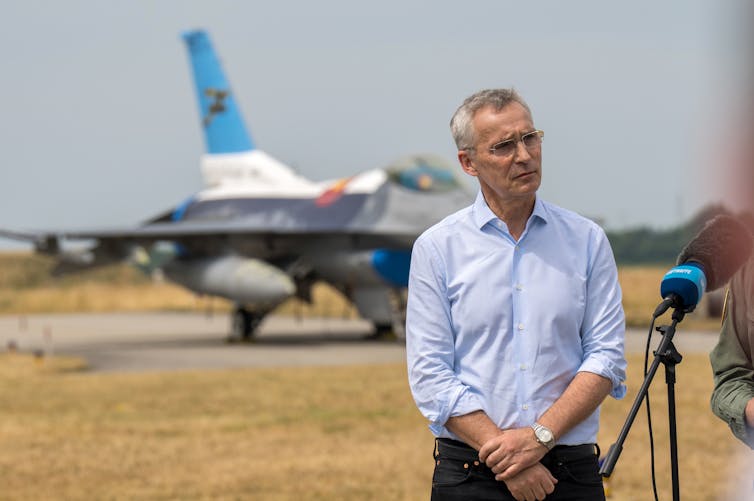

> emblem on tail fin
[202,88,229,127]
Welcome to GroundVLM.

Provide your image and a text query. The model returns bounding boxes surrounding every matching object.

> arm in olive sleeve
[710,282,754,449]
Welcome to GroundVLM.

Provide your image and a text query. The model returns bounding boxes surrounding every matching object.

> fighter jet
[0,30,471,341]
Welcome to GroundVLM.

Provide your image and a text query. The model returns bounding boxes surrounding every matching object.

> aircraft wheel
[229,307,255,342]
[367,323,398,341]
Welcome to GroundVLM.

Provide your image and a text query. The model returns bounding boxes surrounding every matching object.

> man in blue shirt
[406,88,626,501]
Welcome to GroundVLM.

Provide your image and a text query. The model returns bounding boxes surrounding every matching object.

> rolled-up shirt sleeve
[578,227,627,399]
[406,235,485,433]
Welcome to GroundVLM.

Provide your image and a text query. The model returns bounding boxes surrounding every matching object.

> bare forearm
[475,372,612,482]
[746,398,754,428]
[445,411,503,450]
[537,371,612,440]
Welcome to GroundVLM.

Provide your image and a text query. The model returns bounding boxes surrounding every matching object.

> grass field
[0,252,725,330]
[0,353,750,500]
[0,252,743,499]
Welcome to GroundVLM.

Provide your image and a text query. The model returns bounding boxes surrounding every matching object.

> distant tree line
[605,204,734,265]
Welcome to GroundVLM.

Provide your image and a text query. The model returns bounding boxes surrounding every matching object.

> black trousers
[431,438,605,501]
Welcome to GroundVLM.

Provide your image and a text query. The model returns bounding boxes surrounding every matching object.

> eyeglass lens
[492,131,541,155]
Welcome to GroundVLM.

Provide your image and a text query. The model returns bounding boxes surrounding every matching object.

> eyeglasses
[486,130,544,156]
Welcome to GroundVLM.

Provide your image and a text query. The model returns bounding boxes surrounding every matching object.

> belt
[435,438,599,465]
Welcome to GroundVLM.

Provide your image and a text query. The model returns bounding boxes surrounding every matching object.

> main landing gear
[228,305,265,342]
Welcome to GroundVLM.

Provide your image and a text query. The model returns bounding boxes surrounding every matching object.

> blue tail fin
[182,29,255,154]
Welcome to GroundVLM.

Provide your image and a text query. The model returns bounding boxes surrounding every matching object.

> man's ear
[458,150,478,177]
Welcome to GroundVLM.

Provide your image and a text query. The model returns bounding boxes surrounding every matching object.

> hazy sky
[0,0,742,246]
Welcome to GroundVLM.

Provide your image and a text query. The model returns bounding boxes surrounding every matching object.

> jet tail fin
[181,29,312,190]
[182,29,254,154]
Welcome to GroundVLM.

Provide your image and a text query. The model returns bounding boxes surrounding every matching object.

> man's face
[458,102,542,204]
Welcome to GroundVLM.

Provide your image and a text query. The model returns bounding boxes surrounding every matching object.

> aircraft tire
[367,323,400,341]
[229,307,255,342]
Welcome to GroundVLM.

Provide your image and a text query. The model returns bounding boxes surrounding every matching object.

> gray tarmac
[0,312,722,373]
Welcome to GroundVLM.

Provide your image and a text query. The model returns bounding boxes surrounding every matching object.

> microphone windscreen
[677,214,753,290]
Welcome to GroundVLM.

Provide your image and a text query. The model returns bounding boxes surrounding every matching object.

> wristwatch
[531,422,556,450]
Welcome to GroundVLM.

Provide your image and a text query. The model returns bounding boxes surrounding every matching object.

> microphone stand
[599,306,688,501]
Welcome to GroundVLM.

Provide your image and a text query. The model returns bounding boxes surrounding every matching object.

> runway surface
[0,312,722,373]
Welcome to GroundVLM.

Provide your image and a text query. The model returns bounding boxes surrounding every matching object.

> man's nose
[513,139,532,161]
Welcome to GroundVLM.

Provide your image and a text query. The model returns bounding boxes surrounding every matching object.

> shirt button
[515,284,523,291]
[517,323,525,331]
[522,404,529,410]
[520,364,527,371]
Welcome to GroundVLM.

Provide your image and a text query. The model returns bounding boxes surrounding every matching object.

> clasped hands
[478,427,557,501]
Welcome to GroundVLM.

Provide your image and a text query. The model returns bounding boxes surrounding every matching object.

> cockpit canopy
[385,154,465,193]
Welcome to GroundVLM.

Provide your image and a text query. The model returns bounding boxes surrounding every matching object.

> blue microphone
[654,263,707,317]
[653,215,752,318]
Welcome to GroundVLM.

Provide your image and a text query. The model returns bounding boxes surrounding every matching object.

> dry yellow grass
[0,253,728,330]
[0,354,429,500]
[0,352,749,500]
[598,354,752,501]
[0,282,200,313]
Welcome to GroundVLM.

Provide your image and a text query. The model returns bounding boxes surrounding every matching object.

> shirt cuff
[428,386,485,436]
[715,390,754,449]
[578,356,626,399]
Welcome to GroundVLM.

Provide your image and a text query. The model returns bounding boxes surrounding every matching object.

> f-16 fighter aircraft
[0,30,471,341]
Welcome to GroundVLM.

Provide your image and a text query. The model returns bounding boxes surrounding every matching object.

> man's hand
[745,397,754,428]
[478,427,548,480]
[503,463,557,501]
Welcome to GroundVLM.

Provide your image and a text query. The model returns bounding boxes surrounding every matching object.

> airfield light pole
[599,307,687,501]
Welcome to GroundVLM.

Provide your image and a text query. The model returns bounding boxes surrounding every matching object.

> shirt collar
[472,189,548,230]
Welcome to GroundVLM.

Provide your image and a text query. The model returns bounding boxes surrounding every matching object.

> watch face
[539,429,553,442]
[536,427,553,443]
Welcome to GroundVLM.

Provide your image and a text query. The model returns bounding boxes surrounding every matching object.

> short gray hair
[449,88,531,150]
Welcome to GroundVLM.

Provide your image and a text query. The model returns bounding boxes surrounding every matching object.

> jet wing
[0,219,419,258]
[0,229,64,253]
[63,219,416,240]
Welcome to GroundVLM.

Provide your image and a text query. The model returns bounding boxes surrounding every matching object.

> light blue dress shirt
[406,191,626,446]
